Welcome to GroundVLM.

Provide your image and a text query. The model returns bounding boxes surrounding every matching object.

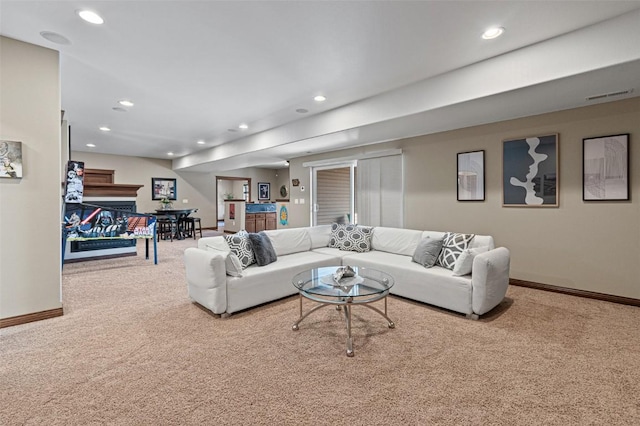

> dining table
[154,208,196,240]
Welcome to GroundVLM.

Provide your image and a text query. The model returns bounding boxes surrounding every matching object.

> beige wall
[0,37,62,320]
[274,167,290,199]
[213,167,279,203]
[288,97,640,299]
[71,152,288,228]
[70,152,218,228]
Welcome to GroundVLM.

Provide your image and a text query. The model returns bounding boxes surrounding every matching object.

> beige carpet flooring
[1,234,639,425]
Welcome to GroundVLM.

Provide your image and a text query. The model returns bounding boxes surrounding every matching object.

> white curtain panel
[357,155,403,227]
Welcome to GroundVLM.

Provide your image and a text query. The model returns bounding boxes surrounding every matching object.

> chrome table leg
[344,301,354,357]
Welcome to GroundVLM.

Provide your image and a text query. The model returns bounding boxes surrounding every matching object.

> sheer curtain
[356,154,403,227]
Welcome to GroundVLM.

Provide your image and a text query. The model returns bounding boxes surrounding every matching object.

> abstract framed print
[503,134,558,207]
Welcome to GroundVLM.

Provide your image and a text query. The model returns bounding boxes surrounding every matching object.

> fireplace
[68,200,137,254]
[63,168,144,263]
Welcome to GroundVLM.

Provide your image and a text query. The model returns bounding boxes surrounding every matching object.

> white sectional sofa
[184,225,510,319]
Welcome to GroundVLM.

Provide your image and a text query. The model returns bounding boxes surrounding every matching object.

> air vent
[586,89,633,101]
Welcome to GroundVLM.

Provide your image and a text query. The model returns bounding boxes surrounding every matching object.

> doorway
[216,176,251,230]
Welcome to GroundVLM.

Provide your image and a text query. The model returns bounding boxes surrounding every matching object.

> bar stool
[191,216,203,239]
[182,209,202,239]
[177,212,190,238]
[156,216,177,241]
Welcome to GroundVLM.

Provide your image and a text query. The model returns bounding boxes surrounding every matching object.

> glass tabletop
[292,266,394,300]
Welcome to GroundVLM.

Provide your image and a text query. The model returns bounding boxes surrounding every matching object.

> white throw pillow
[204,244,244,277]
[225,253,244,277]
[452,246,490,276]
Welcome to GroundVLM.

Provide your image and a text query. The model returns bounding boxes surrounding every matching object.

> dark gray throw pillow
[412,237,443,268]
[248,231,277,267]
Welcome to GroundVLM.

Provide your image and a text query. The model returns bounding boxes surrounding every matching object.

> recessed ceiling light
[197,140,205,145]
[112,107,127,112]
[40,31,71,45]
[167,152,174,156]
[482,27,504,40]
[238,123,249,130]
[77,10,104,25]
[314,95,326,102]
[86,143,96,148]
[296,108,309,114]
[99,126,111,132]
[118,100,134,107]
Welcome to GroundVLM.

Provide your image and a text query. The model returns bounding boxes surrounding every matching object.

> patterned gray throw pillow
[412,237,443,268]
[436,232,475,270]
[328,223,344,248]
[224,230,255,269]
[329,223,373,253]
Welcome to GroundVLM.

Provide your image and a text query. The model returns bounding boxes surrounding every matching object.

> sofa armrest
[471,247,510,315]
[184,247,228,314]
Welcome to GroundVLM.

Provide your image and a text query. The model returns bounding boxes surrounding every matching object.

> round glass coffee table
[292,266,395,357]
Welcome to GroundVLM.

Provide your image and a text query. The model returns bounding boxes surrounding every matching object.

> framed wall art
[503,134,558,207]
[64,161,85,203]
[0,140,23,179]
[258,182,270,200]
[583,133,629,201]
[457,150,485,201]
[151,177,177,200]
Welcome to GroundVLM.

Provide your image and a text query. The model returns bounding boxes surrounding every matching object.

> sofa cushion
[421,230,446,241]
[312,246,356,260]
[263,228,311,256]
[372,227,424,257]
[248,231,278,266]
[452,246,490,276]
[340,250,474,315]
[224,231,255,269]
[329,223,373,252]
[469,235,495,250]
[436,232,475,270]
[411,236,443,268]
[225,250,341,314]
[307,224,332,249]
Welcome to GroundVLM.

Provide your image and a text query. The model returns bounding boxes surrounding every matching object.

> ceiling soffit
[174,9,640,173]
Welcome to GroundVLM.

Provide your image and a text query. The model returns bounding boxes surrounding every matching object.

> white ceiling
[2,1,639,172]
